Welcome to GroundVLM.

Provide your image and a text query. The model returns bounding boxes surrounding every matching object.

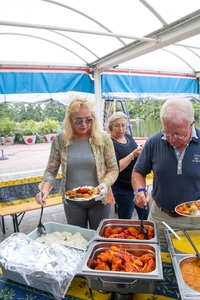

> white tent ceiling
[0,0,200,75]
[0,0,200,119]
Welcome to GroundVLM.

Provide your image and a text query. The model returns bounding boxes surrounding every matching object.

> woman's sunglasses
[73,118,93,125]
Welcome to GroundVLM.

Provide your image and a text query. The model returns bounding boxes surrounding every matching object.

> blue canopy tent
[0,67,199,134]
[101,71,199,101]
[0,68,95,105]
[0,68,199,105]
[101,70,199,135]
[0,0,199,115]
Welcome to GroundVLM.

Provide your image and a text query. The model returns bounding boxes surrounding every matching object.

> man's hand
[134,191,150,208]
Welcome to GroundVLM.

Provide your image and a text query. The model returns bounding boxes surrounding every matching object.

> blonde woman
[36,96,119,230]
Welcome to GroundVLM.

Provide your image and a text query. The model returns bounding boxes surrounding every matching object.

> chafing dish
[94,219,159,244]
[79,241,163,294]
[165,229,200,300]
[165,228,200,255]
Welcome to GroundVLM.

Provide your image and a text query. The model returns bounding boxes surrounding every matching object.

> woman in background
[108,111,149,220]
[35,96,119,230]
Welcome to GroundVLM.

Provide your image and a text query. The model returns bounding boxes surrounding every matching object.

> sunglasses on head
[73,117,93,125]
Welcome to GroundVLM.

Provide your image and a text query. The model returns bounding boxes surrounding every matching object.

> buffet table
[0,172,62,233]
[0,250,180,300]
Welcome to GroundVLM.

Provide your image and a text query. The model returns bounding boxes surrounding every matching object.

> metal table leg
[0,216,6,234]
[12,212,26,232]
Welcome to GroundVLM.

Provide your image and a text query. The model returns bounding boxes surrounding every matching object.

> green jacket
[40,131,119,204]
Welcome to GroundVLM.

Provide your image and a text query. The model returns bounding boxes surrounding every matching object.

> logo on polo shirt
[192,154,200,162]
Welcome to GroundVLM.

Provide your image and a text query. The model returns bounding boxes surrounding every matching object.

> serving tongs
[181,228,200,259]
[37,206,46,236]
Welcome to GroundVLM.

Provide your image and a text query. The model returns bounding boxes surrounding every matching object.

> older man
[132,98,200,247]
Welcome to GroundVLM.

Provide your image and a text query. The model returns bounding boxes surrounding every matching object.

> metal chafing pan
[170,255,200,300]
[165,228,200,255]
[94,219,159,243]
[79,241,163,294]
[165,229,200,300]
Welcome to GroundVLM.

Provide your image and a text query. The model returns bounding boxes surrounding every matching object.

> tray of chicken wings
[94,219,159,244]
[79,241,163,293]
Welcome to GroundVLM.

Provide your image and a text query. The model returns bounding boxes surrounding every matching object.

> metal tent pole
[0,148,8,160]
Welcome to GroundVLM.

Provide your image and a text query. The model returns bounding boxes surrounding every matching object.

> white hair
[160,98,194,125]
[107,111,128,131]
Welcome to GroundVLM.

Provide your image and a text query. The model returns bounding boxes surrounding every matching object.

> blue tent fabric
[101,73,199,100]
[0,70,95,105]
[0,70,199,104]
[0,71,94,94]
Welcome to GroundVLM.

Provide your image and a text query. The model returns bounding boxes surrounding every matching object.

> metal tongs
[181,228,200,259]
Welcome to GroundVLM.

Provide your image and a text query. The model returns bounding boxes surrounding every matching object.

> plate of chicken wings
[175,200,200,217]
[65,186,104,201]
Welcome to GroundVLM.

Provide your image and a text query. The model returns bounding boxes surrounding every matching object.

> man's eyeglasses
[161,130,187,139]
[73,118,93,125]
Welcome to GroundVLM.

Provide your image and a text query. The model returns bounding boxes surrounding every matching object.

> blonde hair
[62,96,103,145]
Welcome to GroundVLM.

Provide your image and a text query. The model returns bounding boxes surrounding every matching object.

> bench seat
[0,196,62,234]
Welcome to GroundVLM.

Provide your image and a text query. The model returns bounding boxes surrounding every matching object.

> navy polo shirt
[134,127,200,211]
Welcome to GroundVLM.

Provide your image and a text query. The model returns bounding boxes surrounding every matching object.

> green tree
[0,101,66,122]
[33,104,45,121]
[127,99,164,120]
[192,99,200,121]
[0,103,12,119]
[43,101,66,121]
[1,99,200,124]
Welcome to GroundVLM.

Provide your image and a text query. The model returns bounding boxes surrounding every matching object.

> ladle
[181,228,200,259]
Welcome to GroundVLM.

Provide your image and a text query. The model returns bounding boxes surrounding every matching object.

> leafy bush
[38,118,60,134]
[17,120,37,136]
[0,118,16,137]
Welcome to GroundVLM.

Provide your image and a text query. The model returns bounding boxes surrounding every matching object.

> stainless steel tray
[165,228,200,300]
[165,228,200,256]
[170,254,200,300]
[79,241,163,293]
[94,219,159,243]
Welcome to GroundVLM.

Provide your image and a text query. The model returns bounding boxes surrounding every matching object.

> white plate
[175,200,200,217]
[65,186,105,202]
[66,195,96,202]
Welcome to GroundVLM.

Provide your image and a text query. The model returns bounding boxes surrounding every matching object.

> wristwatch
[134,188,147,195]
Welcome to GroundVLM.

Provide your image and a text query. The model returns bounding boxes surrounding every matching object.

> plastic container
[28,221,96,249]
[1,223,96,297]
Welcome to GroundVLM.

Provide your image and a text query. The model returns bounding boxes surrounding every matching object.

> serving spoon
[140,206,148,239]
[37,206,46,236]
[162,221,181,240]
[181,228,200,259]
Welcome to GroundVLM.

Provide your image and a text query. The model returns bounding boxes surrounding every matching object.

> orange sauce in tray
[180,258,200,292]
